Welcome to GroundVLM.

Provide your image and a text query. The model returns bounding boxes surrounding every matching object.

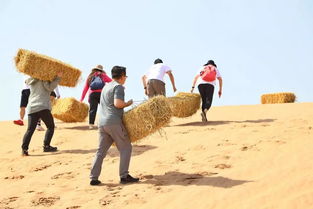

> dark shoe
[22,149,29,156]
[120,174,139,184]
[43,145,58,152]
[90,180,101,186]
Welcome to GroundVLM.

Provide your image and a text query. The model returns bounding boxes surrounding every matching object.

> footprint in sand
[240,144,258,151]
[4,175,25,180]
[51,172,75,180]
[31,196,60,207]
[214,164,232,169]
[0,196,19,207]
[31,161,62,172]
[175,155,186,162]
[99,197,112,206]
[66,206,81,209]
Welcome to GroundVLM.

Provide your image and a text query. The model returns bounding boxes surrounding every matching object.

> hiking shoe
[36,125,45,131]
[22,149,29,156]
[43,145,58,152]
[201,112,208,122]
[90,180,101,186]
[120,174,139,184]
[14,119,24,126]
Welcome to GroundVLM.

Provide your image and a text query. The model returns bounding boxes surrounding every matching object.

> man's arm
[166,71,177,93]
[114,99,133,109]
[142,75,148,95]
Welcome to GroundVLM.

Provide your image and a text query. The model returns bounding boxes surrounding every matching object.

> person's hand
[191,87,195,93]
[126,99,133,106]
[57,72,63,78]
[218,90,222,98]
[173,86,177,92]
[57,96,60,99]
[144,88,148,96]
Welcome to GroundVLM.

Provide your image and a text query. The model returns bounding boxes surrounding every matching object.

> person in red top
[80,65,112,129]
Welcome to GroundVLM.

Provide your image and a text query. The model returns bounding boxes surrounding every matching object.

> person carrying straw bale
[191,60,223,122]
[89,66,139,185]
[80,65,112,129]
[21,72,62,156]
[142,58,177,98]
[14,76,45,131]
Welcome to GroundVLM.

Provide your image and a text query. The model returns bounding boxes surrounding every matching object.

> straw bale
[123,95,172,143]
[261,92,296,104]
[14,49,81,87]
[167,92,201,117]
[52,97,88,122]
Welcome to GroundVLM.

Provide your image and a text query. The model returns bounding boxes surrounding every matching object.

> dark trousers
[89,92,101,125]
[21,109,55,150]
[198,84,215,112]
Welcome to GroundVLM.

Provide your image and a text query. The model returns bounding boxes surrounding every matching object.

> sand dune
[1,103,313,209]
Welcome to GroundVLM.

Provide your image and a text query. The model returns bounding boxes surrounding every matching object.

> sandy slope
[1,103,313,209]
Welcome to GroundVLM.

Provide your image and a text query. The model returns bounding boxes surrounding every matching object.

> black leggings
[198,84,214,112]
[21,109,55,150]
[88,92,101,125]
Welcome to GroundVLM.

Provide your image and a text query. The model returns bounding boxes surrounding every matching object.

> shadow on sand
[28,145,157,157]
[102,171,252,188]
[175,119,276,127]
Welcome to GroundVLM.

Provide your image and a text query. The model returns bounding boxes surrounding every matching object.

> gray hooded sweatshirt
[25,76,61,114]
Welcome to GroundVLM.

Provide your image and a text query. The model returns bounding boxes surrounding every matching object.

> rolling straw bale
[52,97,88,122]
[14,49,81,87]
[123,95,172,143]
[261,92,296,104]
[167,92,201,117]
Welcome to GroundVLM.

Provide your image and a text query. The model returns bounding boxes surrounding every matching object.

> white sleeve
[55,86,60,97]
[216,68,222,78]
[164,65,172,72]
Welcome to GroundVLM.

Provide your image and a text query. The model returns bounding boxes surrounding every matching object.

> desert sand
[1,102,313,209]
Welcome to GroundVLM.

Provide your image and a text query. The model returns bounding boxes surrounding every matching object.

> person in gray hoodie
[21,72,62,156]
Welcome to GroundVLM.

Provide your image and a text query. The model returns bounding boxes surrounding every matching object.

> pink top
[80,72,112,102]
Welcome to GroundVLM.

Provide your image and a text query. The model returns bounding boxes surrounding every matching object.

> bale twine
[167,92,201,117]
[261,92,296,104]
[123,95,172,143]
[14,49,81,87]
[52,97,88,122]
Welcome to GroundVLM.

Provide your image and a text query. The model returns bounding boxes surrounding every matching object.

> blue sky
[1,0,312,121]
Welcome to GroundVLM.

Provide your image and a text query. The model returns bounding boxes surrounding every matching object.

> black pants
[21,109,55,150]
[89,92,101,125]
[198,84,215,112]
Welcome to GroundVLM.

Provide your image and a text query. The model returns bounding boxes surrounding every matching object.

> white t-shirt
[146,63,171,82]
[196,66,222,86]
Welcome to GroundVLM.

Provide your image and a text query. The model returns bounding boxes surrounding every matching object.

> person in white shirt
[142,58,177,98]
[191,60,223,122]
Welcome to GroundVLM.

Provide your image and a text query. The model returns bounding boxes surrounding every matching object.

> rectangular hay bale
[167,92,201,118]
[15,49,81,87]
[123,95,172,143]
[261,92,296,104]
[52,97,88,122]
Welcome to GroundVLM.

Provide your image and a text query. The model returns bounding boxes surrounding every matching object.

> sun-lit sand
[1,102,313,209]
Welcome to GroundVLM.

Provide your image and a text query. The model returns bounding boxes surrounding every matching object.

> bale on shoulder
[14,49,81,87]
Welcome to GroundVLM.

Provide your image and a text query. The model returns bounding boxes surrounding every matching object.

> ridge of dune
[1,102,313,209]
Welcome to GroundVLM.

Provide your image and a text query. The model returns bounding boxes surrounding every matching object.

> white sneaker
[36,125,45,131]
